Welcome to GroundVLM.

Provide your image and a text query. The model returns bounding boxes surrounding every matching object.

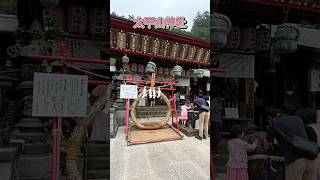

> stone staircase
[86,143,109,180]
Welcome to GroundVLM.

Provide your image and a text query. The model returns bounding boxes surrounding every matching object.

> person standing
[193,93,209,140]
[180,101,191,127]
[226,125,257,180]
[211,93,225,156]
[266,106,317,180]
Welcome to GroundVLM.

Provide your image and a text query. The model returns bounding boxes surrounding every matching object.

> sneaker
[195,136,203,140]
[203,135,207,139]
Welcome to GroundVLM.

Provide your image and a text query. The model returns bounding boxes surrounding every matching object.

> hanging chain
[283,7,290,23]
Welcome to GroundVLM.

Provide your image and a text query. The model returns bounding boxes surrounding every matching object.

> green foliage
[191,11,210,42]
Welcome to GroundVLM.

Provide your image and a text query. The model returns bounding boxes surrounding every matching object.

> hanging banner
[212,53,255,79]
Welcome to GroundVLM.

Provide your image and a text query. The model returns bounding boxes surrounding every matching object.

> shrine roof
[110,16,209,49]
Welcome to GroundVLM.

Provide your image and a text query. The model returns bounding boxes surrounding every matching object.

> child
[180,101,191,127]
[226,125,257,180]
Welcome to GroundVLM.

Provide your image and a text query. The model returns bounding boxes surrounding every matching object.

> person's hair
[264,106,281,119]
[230,125,243,138]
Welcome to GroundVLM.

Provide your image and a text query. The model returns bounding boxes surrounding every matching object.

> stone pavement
[110,122,210,180]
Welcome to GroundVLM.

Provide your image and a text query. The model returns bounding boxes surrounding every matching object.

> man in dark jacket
[266,107,316,180]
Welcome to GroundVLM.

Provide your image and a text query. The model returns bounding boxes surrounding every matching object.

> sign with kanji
[32,73,88,117]
[133,16,187,30]
[120,85,138,99]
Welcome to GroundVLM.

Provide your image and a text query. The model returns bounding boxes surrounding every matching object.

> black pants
[211,122,221,153]
[191,112,198,129]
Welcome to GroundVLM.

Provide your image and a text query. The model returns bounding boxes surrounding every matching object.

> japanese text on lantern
[133,17,187,30]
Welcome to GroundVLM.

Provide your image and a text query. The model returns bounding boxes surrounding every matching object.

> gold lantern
[187,46,196,60]
[129,33,139,51]
[152,38,160,55]
[141,35,149,53]
[180,44,188,59]
[195,48,204,62]
[203,50,210,63]
[171,42,179,59]
[117,30,127,50]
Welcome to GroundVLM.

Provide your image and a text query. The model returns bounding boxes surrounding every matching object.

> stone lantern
[146,62,157,74]
[211,13,232,50]
[273,23,300,54]
[194,69,204,79]
[172,65,183,77]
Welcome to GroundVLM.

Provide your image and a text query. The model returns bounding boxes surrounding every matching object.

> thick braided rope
[248,154,285,162]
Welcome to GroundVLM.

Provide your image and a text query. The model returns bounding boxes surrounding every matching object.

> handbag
[274,126,320,160]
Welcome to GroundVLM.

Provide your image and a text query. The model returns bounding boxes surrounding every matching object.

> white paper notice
[32,73,88,117]
[120,84,138,99]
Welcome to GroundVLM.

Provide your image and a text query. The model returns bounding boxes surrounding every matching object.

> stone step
[87,143,109,156]
[87,156,109,169]
[87,169,109,179]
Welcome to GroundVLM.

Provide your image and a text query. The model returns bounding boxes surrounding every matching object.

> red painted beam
[111,48,210,67]
[31,55,109,65]
[210,68,225,73]
[111,18,210,49]
[240,0,320,13]
[88,80,109,85]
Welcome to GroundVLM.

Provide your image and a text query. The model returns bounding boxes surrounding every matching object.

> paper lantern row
[110,29,210,64]
[43,6,107,36]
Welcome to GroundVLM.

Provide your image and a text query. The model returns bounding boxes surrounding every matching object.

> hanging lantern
[89,9,107,36]
[122,55,129,64]
[211,13,232,50]
[273,23,300,54]
[172,65,183,77]
[67,6,87,34]
[146,62,157,74]
[194,69,204,79]
[40,0,59,9]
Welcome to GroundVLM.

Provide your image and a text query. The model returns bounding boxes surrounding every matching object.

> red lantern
[226,26,241,49]
[89,9,107,36]
[43,7,65,31]
[240,27,256,50]
[67,6,87,34]
[256,25,271,51]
